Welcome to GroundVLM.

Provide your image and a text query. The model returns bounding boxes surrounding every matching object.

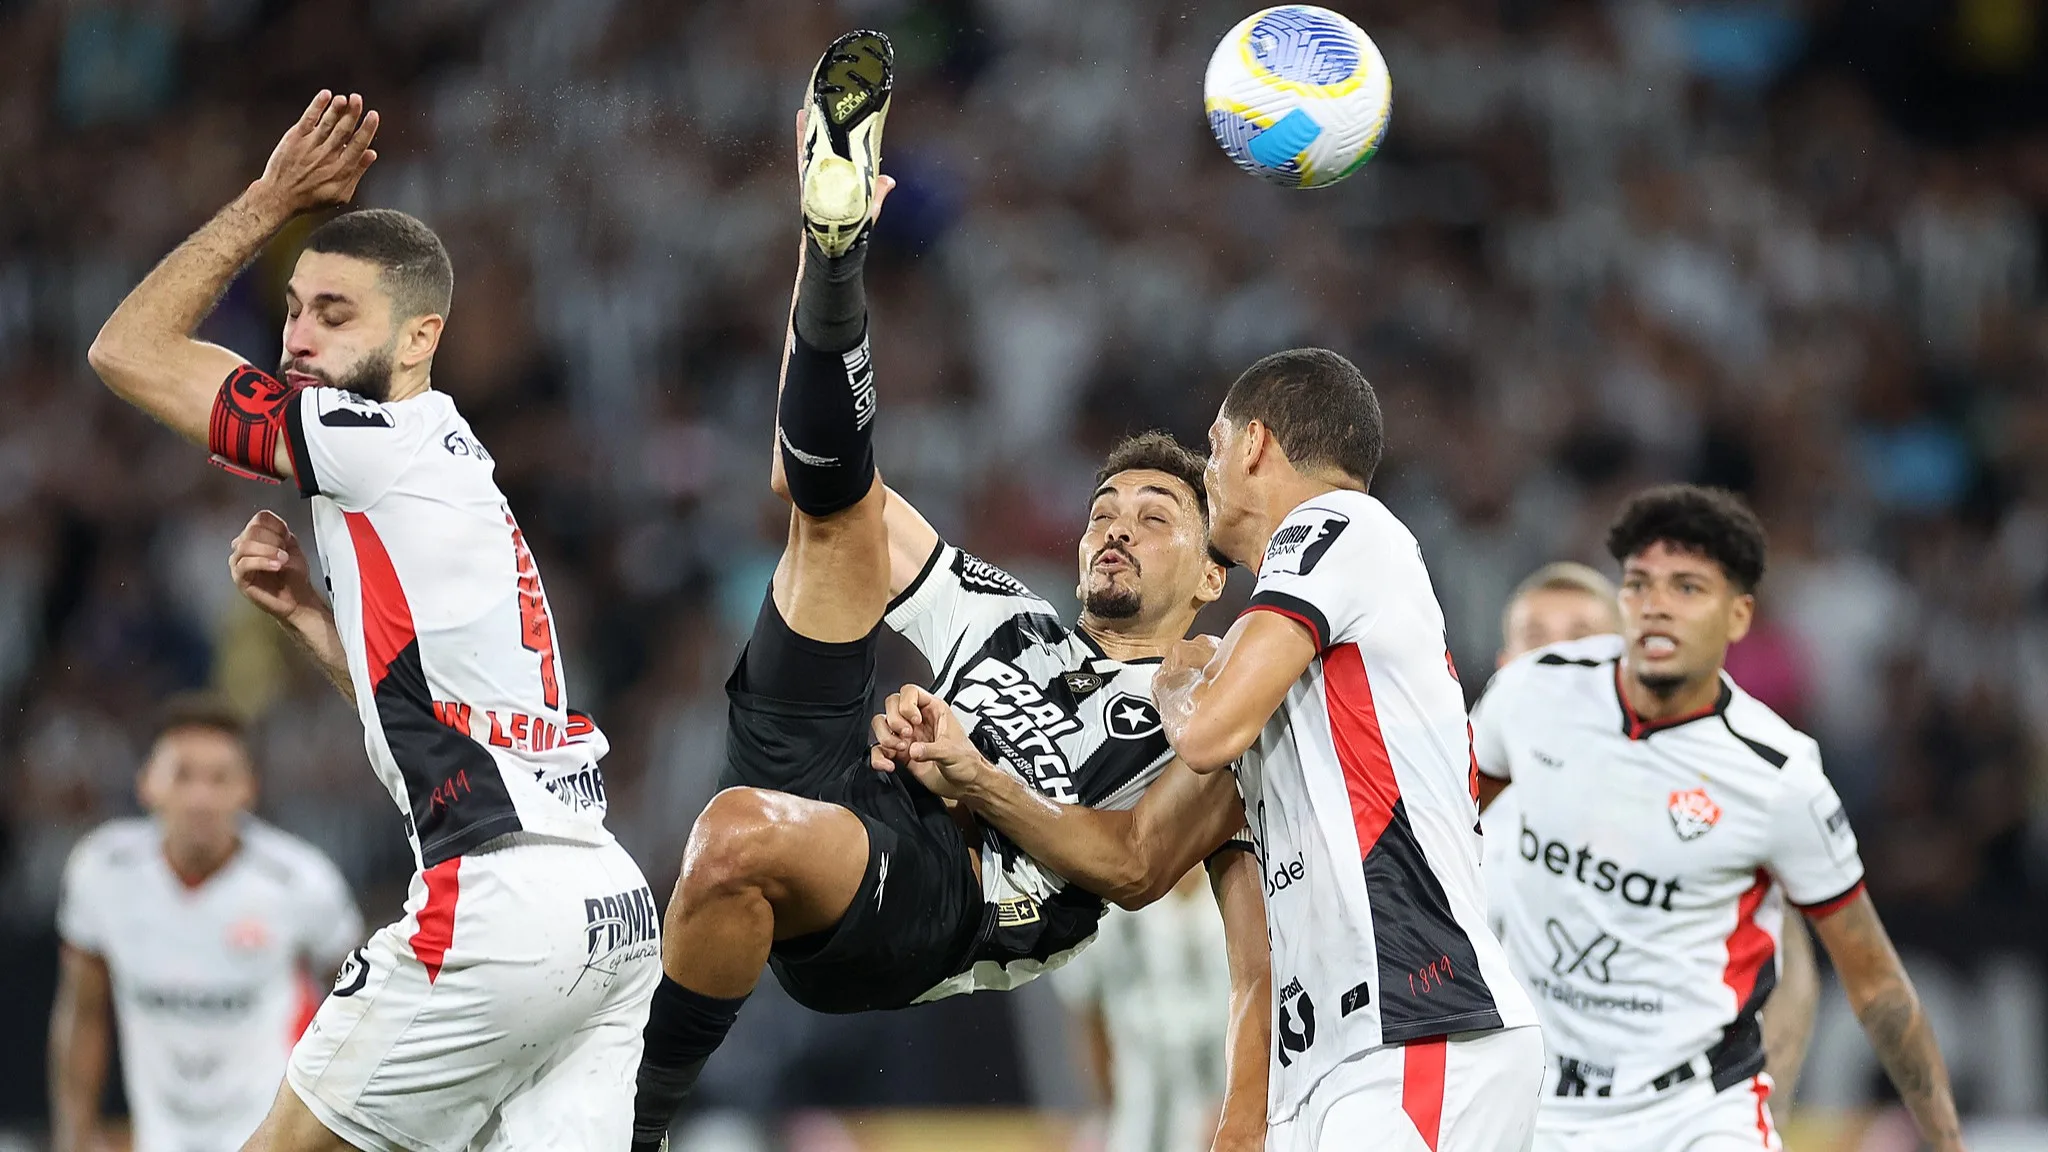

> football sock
[779,242,876,516]
[631,976,749,1149]
[794,234,868,353]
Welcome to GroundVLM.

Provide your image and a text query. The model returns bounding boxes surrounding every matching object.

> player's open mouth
[1092,549,1136,574]
[1640,634,1679,659]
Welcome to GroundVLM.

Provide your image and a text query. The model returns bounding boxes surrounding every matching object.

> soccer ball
[1203,6,1392,189]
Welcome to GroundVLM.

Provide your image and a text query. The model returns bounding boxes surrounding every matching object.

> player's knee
[677,788,806,907]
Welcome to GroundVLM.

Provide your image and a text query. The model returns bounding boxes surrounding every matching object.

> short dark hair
[151,692,250,748]
[1220,348,1383,487]
[1095,431,1208,520]
[303,208,454,321]
[1605,485,1767,592]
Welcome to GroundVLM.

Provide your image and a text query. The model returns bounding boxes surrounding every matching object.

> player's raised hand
[1161,634,1222,681]
[870,685,988,799]
[229,510,320,623]
[255,91,380,217]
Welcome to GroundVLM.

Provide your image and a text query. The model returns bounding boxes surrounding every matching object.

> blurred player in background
[49,695,363,1152]
[1154,348,1544,1152]
[1057,868,1231,1152]
[89,92,658,1152]
[1472,485,1964,1151]
[632,32,1267,1152]
[1479,562,1821,1132]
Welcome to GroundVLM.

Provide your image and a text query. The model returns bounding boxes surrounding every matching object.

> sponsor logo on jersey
[1545,918,1620,984]
[1262,511,1349,576]
[318,391,394,428]
[953,550,1034,598]
[1519,819,1685,911]
[1103,692,1162,740]
[955,657,1083,803]
[1666,787,1722,842]
[1264,849,1306,898]
[133,985,257,1017]
[332,946,370,997]
[1528,975,1664,1017]
[1554,1054,1617,1097]
[442,429,493,460]
[224,917,271,951]
[1275,977,1318,1067]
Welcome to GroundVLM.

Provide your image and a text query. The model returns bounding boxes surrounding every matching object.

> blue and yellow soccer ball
[1204,6,1392,189]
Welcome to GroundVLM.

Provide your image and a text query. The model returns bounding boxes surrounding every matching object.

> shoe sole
[804,31,893,249]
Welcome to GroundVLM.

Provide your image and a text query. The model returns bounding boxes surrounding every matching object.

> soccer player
[1479,561,1822,1133]
[1471,485,1965,1151]
[1148,348,1544,1152]
[630,32,1267,1152]
[88,92,659,1152]
[49,695,363,1152]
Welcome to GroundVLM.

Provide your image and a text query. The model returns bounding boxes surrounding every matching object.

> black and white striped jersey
[885,541,1178,998]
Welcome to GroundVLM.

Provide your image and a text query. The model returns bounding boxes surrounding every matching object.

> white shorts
[1268,1026,1544,1152]
[287,837,661,1152]
[1533,1073,1780,1152]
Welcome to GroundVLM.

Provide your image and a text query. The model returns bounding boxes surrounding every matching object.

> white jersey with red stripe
[59,818,363,1152]
[277,382,615,868]
[1470,633,1865,1111]
[1235,490,1538,1125]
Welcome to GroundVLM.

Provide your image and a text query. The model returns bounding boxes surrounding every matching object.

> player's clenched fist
[252,90,380,217]
[229,510,319,623]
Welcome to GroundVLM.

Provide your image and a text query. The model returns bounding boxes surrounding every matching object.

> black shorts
[723,595,985,1014]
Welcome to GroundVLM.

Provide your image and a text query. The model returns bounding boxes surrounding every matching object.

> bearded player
[629,32,1268,1151]
[1479,561,1822,1134]
[89,93,658,1152]
[1472,486,1963,1151]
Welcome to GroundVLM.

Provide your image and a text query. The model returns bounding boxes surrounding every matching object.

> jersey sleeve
[56,839,108,954]
[883,542,1058,683]
[1766,752,1867,917]
[285,387,430,507]
[1242,501,1377,651]
[295,852,366,968]
[1467,662,1523,783]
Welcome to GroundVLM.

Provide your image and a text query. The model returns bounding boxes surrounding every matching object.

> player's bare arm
[1810,891,1966,1151]
[1206,846,1270,1152]
[47,944,113,1152]
[1154,612,1318,774]
[88,91,379,464]
[883,487,942,597]
[872,685,1245,908]
[229,511,354,705]
[1760,916,1820,1127]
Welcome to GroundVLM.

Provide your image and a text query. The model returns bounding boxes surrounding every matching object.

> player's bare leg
[236,1082,357,1152]
[632,31,894,1151]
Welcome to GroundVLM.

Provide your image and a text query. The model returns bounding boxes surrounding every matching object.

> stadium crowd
[0,0,2044,1127]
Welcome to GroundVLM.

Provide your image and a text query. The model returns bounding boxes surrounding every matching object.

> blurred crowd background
[2,0,2047,1146]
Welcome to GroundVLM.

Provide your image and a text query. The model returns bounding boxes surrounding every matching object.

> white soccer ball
[1203,5,1393,189]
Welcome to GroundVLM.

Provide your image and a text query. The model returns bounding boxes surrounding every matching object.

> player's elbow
[1173,726,1245,776]
[85,329,147,401]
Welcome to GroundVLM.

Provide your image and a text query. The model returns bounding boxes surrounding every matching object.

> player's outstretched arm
[231,511,354,705]
[1154,612,1319,775]
[1811,892,1966,1151]
[87,91,378,460]
[47,944,112,1152]
[1206,846,1270,1152]
[1760,916,1820,1128]
[871,685,1247,908]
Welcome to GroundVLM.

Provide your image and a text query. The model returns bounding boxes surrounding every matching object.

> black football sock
[794,235,868,353]
[630,976,748,1150]
[778,314,877,517]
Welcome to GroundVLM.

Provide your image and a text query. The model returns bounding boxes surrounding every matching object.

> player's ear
[398,312,444,371]
[1726,592,1755,646]
[1196,554,1227,605]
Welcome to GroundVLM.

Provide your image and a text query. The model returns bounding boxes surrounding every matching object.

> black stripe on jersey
[1364,799,1506,1043]
[376,639,524,866]
[1243,589,1329,651]
[941,610,1071,698]
[1707,945,1776,1092]
[972,878,1106,968]
[284,395,319,498]
[1535,653,1607,668]
[1074,724,1171,806]
[885,541,945,614]
[1720,716,1789,768]
[932,631,971,700]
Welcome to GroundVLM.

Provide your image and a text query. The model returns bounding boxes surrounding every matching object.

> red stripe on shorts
[410,857,461,983]
[1402,1037,1448,1151]
[1751,1075,1773,1146]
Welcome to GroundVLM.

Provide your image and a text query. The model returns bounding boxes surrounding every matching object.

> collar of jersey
[1612,661,1733,740]
[1074,627,1162,665]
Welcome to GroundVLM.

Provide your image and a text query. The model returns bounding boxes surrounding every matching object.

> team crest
[1104,692,1163,740]
[1667,788,1722,842]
